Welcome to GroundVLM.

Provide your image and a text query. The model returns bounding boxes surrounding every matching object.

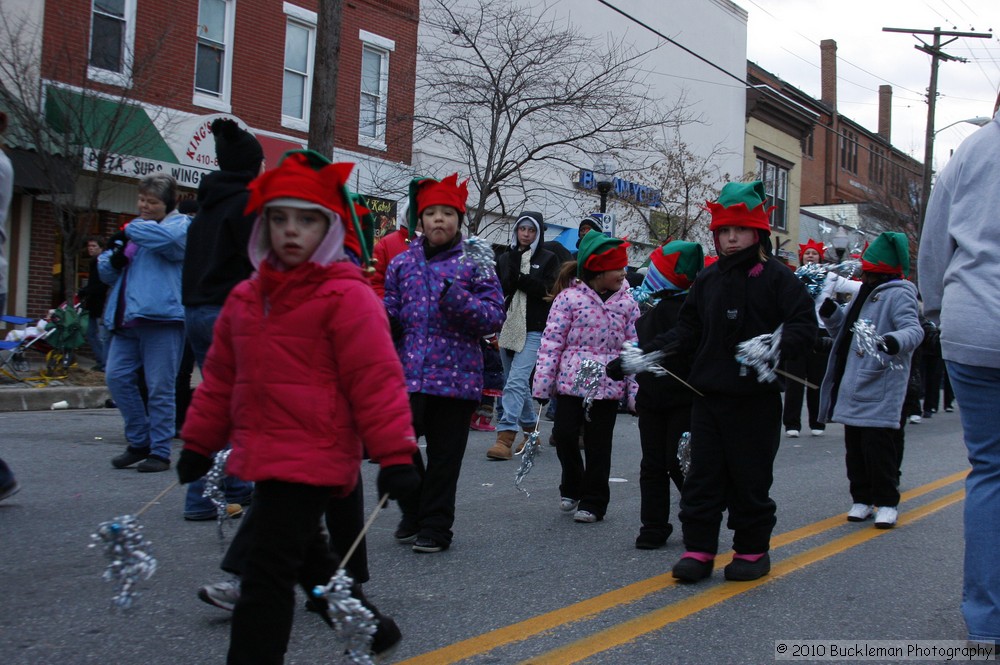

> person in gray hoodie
[818,232,923,529]
[918,92,1000,648]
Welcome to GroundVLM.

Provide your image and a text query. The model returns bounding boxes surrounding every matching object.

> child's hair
[547,260,603,301]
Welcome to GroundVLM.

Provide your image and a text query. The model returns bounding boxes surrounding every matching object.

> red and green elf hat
[861,231,910,277]
[647,240,705,291]
[245,150,370,264]
[707,181,774,233]
[577,231,629,277]
[346,191,377,268]
[798,238,826,263]
[407,174,469,235]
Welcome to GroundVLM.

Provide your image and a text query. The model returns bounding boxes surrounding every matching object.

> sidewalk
[0,355,110,412]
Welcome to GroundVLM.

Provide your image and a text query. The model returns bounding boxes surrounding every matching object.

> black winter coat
[645,245,817,396]
[181,170,257,307]
[495,245,559,333]
[634,293,695,410]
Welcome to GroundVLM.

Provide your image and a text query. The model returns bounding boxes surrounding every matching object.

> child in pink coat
[532,232,639,523]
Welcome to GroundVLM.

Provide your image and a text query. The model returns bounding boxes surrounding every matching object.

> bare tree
[0,8,179,301]
[615,130,732,247]
[415,0,693,236]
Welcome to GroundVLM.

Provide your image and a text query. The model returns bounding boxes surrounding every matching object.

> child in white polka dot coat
[532,232,639,523]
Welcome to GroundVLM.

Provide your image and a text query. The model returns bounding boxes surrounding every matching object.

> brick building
[1,0,418,318]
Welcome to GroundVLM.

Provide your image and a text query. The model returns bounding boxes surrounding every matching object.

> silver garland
[201,448,234,540]
[619,342,667,377]
[514,430,541,496]
[793,263,828,299]
[462,236,497,281]
[628,284,657,307]
[735,324,782,383]
[312,569,377,664]
[829,258,862,280]
[851,319,903,369]
[677,432,692,478]
[89,515,157,610]
[571,358,605,421]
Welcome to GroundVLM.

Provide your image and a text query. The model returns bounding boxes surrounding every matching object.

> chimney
[878,85,892,141]
[820,39,837,110]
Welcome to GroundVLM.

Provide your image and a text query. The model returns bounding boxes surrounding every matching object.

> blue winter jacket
[384,235,506,401]
[98,211,190,331]
[818,279,923,429]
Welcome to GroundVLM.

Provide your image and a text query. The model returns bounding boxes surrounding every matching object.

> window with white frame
[358,30,394,149]
[88,0,136,87]
[756,156,789,232]
[281,4,317,131]
[193,0,235,111]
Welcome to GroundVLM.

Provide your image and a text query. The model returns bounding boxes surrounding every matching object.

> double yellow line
[398,469,967,665]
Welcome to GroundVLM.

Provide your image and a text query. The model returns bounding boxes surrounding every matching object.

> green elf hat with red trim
[577,231,630,277]
[346,191,377,268]
[861,231,910,277]
[245,149,369,264]
[707,180,774,233]
[798,238,826,263]
[645,240,704,291]
[407,173,469,236]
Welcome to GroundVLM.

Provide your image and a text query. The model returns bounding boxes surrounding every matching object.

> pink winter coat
[532,280,639,405]
[180,260,417,491]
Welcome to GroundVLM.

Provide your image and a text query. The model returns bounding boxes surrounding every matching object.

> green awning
[44,86,176,162]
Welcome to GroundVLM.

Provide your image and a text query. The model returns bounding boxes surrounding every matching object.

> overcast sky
[741,0,999,171]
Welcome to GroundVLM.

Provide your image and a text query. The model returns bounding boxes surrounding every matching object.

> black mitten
[881,334,900,355]
[605,357,625,381]
[377,464,421,501]
[176,449,213,484]
[819,297,838,318]
[534,397,549,406]
[109,250,128,270]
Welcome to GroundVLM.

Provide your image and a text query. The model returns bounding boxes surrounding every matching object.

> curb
[0,386,112,412]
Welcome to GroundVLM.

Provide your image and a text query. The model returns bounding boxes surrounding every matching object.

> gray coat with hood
[818,279,923,429]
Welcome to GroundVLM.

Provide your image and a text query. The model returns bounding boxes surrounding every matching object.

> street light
[832,227,849,262]
[593,157,617,213]
[933,116,991,136]
[920,116,992,233]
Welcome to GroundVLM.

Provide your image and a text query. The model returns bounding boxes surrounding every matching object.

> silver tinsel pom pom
[677,431,692,478]
[312,569,377,664]
[794,263,828,299]
[829,259,862,280]
[514,430,541,496]
[201,449,234,540]
[735,325,782,383]
[462,236,497,281]
[851,319,903,369]
[628,284,657,307]
[619,342,666,377]
[571,358,605,421]
[89,515,157,610]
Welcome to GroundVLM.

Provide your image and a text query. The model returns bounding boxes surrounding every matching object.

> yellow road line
[524,488,966,665]
[396,469,968,665]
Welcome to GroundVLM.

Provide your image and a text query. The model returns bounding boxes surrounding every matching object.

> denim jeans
[497,332,542,432]
[0,456,14,488]
[946,360,1000,643]
[105,324,185,460]
[184,304,252,517]
[85,316,108,370]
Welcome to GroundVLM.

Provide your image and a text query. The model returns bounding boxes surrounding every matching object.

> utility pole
[882,27,991,235]
[309,0,344,156]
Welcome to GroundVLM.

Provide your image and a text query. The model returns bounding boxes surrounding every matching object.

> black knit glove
[605,357,625,381]
[880,334,900,355]
[818,297,838,318]
[109,250,128,270]
[176,449,213,484]
[534,397,549,407]
[377,464,421,502]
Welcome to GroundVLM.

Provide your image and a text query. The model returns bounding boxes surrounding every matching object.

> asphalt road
[0,405,972,664]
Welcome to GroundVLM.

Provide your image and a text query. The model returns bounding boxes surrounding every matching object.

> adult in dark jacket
[79,236,109,371]
[487,212,559,460]
[631,241,704,550]
[180,118,259,519]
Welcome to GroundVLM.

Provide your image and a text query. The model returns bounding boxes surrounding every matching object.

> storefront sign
[363,195,398,239]
[83,147,212,188]
[577,170,663,207]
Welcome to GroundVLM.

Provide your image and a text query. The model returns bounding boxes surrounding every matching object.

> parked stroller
[0,303,89,385]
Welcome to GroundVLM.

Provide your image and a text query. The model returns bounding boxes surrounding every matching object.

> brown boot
[487,430,516,460]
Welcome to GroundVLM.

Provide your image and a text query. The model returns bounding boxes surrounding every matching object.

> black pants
[398,393,477,546]
[221,472,369,583]
[679,393,782,555]
[636,404,688,540]
[844,424,903,507]
[227,481,343,665]
[922,353,944,414]
[782,346,828,431]
[552,395,619,519]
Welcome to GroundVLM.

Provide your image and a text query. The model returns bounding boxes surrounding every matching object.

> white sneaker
[811,429,825,436]
[786,429,800,438]
[573,510,598,523]
[559,497,580,512]
[874,506,898,529]
[198,577,241,611]
[908,414,922,424]
[847,503,873,522]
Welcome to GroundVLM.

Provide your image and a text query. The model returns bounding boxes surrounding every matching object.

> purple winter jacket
[384,235,506,401]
